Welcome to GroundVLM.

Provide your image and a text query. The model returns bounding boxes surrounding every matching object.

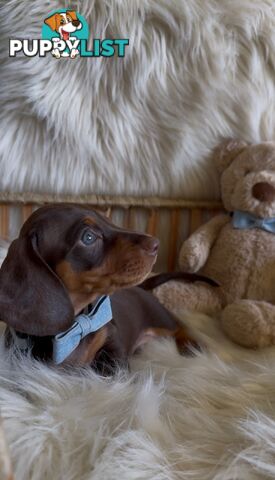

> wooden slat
[146,209,159,236]
[209,208,222,219]
[0,206,9,239]
[167,209,180,272]
[105,207,112,219]
[123,208,135,229]
[0,192,223,209]
[189,208,202,234]
[22,205,34,223]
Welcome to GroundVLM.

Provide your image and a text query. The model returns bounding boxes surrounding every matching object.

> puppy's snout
[141,237,159,256]
[72,20,80,27]
[252,182,275,202]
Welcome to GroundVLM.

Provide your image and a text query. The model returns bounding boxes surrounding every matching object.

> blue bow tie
[232,211,275,233]
[52,295,113,364]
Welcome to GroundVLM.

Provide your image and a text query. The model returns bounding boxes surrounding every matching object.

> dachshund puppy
[0,205,200,373]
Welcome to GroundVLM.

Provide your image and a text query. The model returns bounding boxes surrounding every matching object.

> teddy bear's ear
[214,138,248,173]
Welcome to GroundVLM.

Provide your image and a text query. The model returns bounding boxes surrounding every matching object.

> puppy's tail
[139,272,219,290]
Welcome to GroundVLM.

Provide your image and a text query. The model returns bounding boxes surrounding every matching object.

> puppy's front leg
[68,37,80,58]
[93,349,129,376]
[70,49,79,59]
[93,326,129,375]
[51,37,62,59]
[51,49,61,59]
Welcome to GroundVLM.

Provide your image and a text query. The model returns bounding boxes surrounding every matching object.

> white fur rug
[1,0,275,198]
[1,241,275,479]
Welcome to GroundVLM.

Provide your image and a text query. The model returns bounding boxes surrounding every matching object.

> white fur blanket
[2,314,275,480]
[1,239,275,480]
[1,0,275,198]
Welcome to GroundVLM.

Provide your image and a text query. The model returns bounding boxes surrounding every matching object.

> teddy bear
[153,139,275,348]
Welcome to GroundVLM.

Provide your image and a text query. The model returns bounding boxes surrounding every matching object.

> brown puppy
[0,205,198,373]
[44,11,81,41]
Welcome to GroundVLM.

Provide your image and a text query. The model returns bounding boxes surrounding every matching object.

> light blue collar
[52,295,113,364]
[232,210,275,233]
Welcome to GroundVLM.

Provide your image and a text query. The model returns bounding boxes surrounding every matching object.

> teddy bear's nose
[252,182,275,202]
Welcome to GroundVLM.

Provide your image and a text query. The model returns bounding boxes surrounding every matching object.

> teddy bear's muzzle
[252,182,275,202]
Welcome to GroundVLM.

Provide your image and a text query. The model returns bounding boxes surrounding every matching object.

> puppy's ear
[66,10,78,20]
[214,138,248,173]
[0,235,74,336]
[44,13,58,31]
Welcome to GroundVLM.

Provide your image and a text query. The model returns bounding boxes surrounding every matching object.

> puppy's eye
[81,230,97,245]
[60,18,65,25]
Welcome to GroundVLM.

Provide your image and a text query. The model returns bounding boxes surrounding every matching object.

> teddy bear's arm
[179,214,229,272]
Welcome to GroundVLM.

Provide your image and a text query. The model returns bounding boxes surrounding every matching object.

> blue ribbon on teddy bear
[233,210,275,233]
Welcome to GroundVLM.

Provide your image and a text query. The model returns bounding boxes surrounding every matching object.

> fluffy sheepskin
[1,244,275,479]
[1,0,275,198]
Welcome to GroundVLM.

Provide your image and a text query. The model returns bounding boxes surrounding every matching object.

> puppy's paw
[70,48,79,59]
[175,326,204,356]
[51,49,61,59]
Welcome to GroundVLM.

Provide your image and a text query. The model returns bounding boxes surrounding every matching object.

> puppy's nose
[72,20,80,27]
[252,182,275,202]
[141,237,159,256]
